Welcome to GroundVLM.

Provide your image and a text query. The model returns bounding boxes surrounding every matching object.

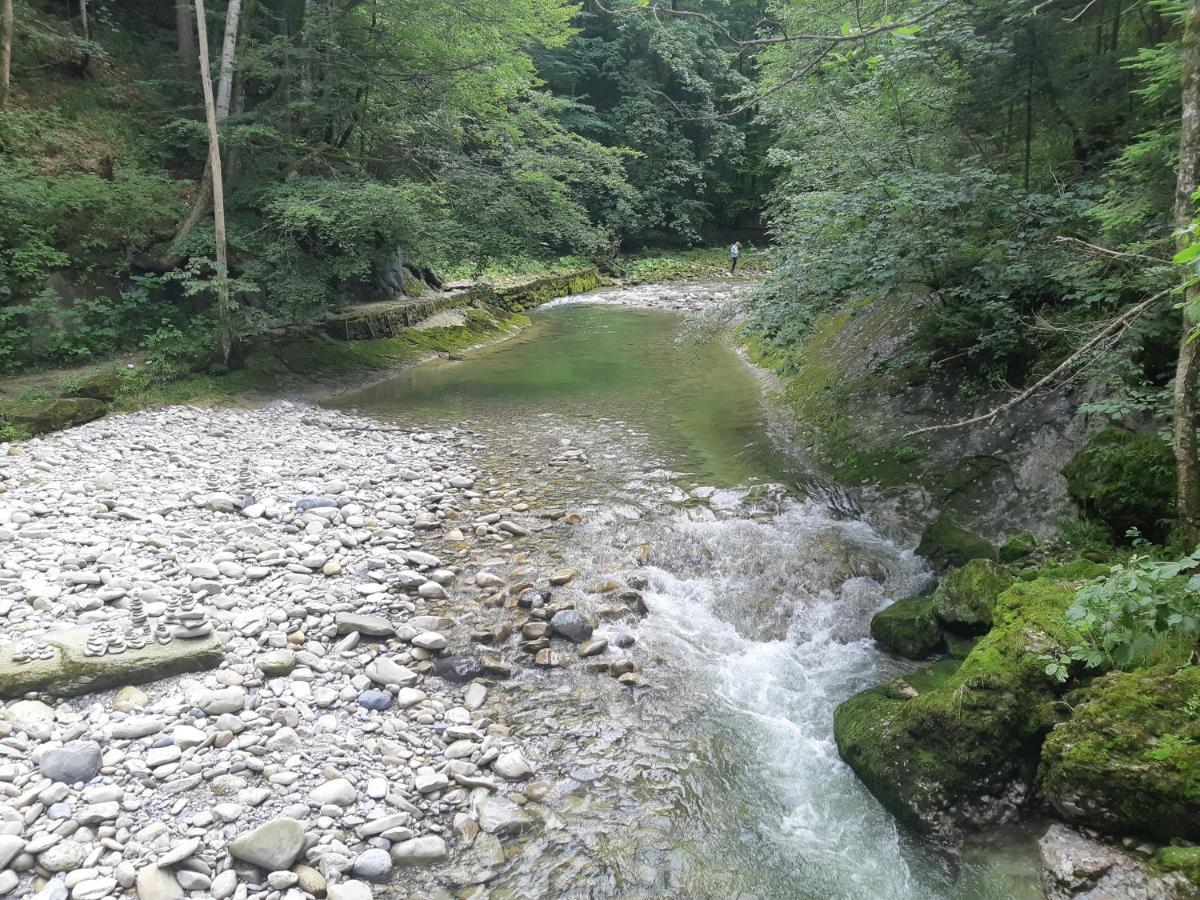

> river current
[328,286,1043,899]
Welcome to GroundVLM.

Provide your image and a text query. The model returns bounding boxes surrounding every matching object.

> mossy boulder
[1039,666,1200,843]
[1062,427,1176,542]
[999,532,1037,562]
[4,397,106,435]
[1155,846,1200,885]
[834,579,1079,836]
[70,370,126,401]
[931,558,1016,632]
[870,595,943,659]
[916,515,996,571]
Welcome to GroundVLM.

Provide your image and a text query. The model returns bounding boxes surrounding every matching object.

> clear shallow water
[329,295,1043,899]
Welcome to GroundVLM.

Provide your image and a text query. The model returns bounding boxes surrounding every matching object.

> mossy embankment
[0,264,610,440]
[840,517,1200,885]
[739,292,1088,541]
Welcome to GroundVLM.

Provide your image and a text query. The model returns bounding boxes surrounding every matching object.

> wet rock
[550,609,593,643]
[578,638,608,658]
[390,836,449,867]
[1039,824,1192,899]
[534,648,566,667]
[931,559,1015,632]
[493,750,533,780]
[476,796,536,835]
[870,595,942,659]
[916,515,996,571]
[433,655,482,683]
[549,568,576,586]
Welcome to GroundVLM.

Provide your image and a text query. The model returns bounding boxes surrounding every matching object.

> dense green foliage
[748,0,1183,396]
[0,0,761,372]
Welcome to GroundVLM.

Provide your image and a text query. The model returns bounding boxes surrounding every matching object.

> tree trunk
[194,0,234,363]
[171,0,242,252]
[0,0,12,108]
[176,0,196,77]
[1174,0,1200,546]
[216,0,243,120]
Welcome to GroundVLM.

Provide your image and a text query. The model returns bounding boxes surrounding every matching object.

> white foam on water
[618,498,934,897]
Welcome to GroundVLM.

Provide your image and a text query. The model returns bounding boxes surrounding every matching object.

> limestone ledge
[0,627,224,698]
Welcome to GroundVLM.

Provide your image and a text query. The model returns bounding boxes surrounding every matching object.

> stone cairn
[11,639,54,664]
[84,622,126,656]
[174,594,213,639]
[125,593,150,650]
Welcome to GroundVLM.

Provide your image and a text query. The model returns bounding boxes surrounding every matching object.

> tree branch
[905,286,1174,436]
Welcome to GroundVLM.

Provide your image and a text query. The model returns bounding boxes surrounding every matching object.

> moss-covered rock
[1062,427,1176,542]
[1039,666,1200,843]
[931,558,1016,632]
[69,370,126,401]
[834,579,1079,836]
[1000,532,1037,562]
[916,515,996,571]
[1155,846,1200,885]
[3,397,107,435]
[870,595,943,658]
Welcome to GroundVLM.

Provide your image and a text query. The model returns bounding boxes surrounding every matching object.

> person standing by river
[729,241,741,273]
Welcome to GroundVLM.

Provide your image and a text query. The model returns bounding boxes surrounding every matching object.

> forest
[4,0,1200,896]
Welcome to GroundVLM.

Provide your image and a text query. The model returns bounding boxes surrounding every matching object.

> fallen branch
[905,286,1174,436]
[1054,235,1170,265]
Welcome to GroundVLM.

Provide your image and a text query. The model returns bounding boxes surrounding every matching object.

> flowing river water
[328,285,1043,899]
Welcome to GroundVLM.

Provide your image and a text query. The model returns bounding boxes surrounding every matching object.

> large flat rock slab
[0,628,224,698]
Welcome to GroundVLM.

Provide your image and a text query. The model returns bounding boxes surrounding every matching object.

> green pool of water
[330,303,797,488]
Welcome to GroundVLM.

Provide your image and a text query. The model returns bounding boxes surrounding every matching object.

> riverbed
[328,287,1045,898]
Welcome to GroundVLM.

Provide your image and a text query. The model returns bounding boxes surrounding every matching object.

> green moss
[870,595,943,659]
[1034,558,1112,582]
[1040,666,1200,842]
[1063,428,1176,543]
[916,515,996,571]
[999,532,1037,562]
[944,631,980,659]
[1,397,107,434]
[932,559,1016,631]
[1154,846,1200,884]
[834,578,1079,834]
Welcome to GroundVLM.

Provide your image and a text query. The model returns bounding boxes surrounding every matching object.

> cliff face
[746,291,1096,544]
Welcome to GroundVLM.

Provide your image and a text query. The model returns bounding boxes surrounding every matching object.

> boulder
[834,579,1078,836]
[40,740,102,784]
[0,626,223,699]
[1063,427,1176,543]
[999,532,1037,562]
[550,608,594,643]
[228,817,307,870]
[1039,666,1200,842]
[931,558,1015,632]
[389,836,448,866]
[869,595,942,658]
[1039,824,1194,899]
[335,613,394,638]
[5,398,106,435]
[915,515,995,571]
[70,370,126,402]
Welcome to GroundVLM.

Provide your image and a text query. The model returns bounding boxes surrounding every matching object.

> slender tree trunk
[216,0,242,120]
[171,0,242,251]
[176,0,196,77]
[194,0,234,363]
[1174,0,1200,545]
[0,0,12,108]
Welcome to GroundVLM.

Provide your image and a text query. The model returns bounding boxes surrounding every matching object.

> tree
[176,0,195,78]
[1174,0,1200,544]
[1,0,12,108]
[193,0,234,362]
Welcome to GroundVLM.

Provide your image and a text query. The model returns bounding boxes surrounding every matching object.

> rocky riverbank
[0,403,643,899]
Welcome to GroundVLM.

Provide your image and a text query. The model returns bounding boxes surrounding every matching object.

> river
[327,287,1043,899]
